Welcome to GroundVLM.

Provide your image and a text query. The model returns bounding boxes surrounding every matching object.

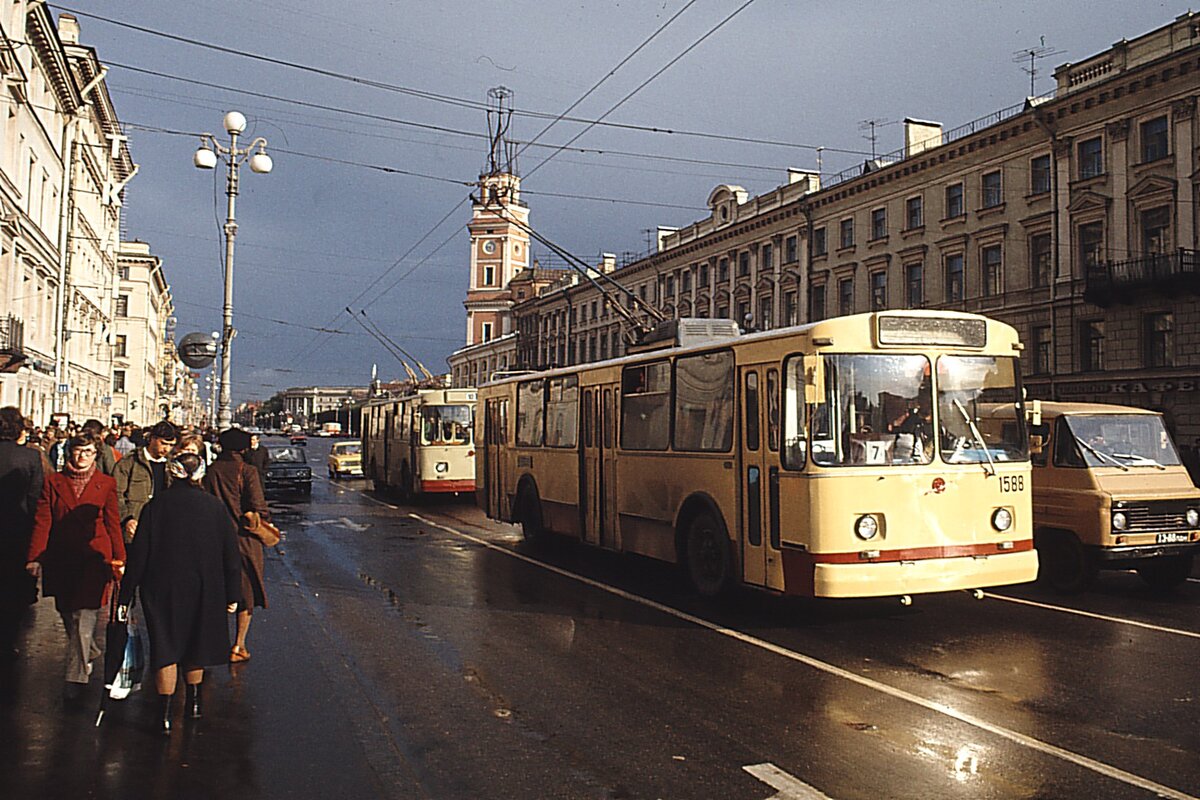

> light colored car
[328,440,363,479]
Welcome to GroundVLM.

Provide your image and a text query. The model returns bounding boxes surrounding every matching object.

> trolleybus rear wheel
[685,511,731,597]
[1137,553,1193,591]
[517,486,546,546]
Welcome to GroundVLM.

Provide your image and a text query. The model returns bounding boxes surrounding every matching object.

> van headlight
[1187,509,1199,528]
[991,508,1012,532]
[1111,511,1128,531]
[855,515,879,540]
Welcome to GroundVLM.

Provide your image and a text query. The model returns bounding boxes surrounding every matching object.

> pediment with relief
[1127,174,1176,200]
[1067,189,1110,215]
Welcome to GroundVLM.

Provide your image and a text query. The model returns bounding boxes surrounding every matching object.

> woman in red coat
[26,435,125,701]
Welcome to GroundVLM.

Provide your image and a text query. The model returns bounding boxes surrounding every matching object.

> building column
[1173,97,1196,250]
[1107,119,1131,257]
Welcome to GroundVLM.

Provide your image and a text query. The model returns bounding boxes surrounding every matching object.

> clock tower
[464,170,529,346]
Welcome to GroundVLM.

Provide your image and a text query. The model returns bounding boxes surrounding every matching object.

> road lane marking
[744,763,834,799]
[982,592,1200,640]
[410,512,1198,800]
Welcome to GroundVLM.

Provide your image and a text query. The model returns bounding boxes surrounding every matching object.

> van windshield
[1062,414,1181,467]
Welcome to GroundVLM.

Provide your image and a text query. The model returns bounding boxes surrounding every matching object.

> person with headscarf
[119,452,240,734]
[25,435,124,702]
[202,428,269,664]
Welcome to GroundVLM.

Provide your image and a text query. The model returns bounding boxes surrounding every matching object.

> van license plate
[1156,532,1189,544]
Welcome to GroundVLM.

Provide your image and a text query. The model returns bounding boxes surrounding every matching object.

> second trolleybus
[476,311,1039,601]
[362,387,477,500]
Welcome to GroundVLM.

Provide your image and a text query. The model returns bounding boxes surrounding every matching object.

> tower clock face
[482,240,497,254]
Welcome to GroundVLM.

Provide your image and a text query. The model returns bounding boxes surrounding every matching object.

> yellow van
[1029,402,1200,592]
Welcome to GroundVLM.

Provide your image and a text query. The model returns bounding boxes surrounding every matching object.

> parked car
[264,445,313,499]
[290,432,308,445]
[327,440,363,479]
[1028,402,1200,592]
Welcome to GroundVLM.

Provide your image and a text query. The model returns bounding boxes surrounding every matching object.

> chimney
[786,168,821,193]
[904,118,942,158]
[656,227,678,253]
[601,253,616,273]
[58,14,80,45]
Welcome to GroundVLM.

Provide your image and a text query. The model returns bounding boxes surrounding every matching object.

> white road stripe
[410,512,1198,800]
[744,763,834,799]
[983,592,1200,640]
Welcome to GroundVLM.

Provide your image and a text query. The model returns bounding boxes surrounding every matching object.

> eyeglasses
[74,449,97,457]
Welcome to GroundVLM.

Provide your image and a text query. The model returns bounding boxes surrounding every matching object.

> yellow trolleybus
[477,311,1038,600]
[362,388,477,500]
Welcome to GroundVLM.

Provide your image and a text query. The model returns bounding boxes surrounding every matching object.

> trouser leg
[60,610,88,683]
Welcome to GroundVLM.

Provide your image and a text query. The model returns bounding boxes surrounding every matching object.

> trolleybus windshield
[937,355,1027,464]
[420,405,473,446]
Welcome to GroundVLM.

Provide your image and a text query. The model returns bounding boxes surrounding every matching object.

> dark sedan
[264,445,313,499]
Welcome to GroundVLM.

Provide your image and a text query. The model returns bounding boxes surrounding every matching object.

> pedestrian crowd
[0,408,275,735]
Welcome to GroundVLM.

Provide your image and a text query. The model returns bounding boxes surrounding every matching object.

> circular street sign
[178,331,218,369]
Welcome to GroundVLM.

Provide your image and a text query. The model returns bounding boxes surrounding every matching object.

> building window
[716,304,729,319]
[784,291,797,325]
[698,264,709,287]
[1031,154,1051,194]
[1141,116,1169,163]
[982,170,1002,208]
[114,334,127,358]
[481,322,493,342]
[810,228,826,257]
[115,295,129,317]
[758,296,772,329]
[981,245,1002,296]
[905,196,923,230]
[785,235,798,263]
[736,300,750,328]
[1078,137,1103,179]
[1078,222,1104,274]
[682,269,692,292]
[809,284,825,322]
[944,254,964,303]
[761,243,773,271]
[718,259,729,282]
[838,277,853,316]
[1032,326,1051,375]
[905,263,923,308]
[118,266,130,280]
[1145,312,1174,367]
[738,251,750,277]
[591,300,598,319]
[1080,320,1104,371]
[1030,233,1052,288]
[945,183,964,218]
[483,265,494,286]
[113,370,126,393]
[870,208,887,241]
[839,218,855,249]
[665,275,675,298]
[870,271,887,310]
[1141,206,1170,256]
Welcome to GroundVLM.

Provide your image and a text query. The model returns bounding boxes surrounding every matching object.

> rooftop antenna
[485,86,517,177]
[1012,39,1066,97]
[858,118,891,161]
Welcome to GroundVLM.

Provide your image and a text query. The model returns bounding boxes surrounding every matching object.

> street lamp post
[193,111,273,430]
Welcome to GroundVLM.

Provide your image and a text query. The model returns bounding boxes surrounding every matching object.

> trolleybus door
[581,387,601,545]
[741,368,767,586]
[601,386,617,549]
[484,398,507,519]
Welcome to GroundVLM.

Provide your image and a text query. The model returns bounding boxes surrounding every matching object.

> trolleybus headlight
[435,461,449,473]
[991,507,1013,532]
[854,515,879,541]
[1187,508,1199,528]
[1111,511,1128,531]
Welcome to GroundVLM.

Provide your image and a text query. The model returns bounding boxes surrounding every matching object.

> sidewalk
[0,556,387,800]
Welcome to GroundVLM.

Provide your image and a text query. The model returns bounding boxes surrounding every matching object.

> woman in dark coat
[202,428,269,663]
[119,452,240,734]
[25,436,124,700]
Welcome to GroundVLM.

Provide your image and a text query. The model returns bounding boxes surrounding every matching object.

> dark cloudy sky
[51,0,1182,401]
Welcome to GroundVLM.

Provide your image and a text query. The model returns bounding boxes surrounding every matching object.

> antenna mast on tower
[485,86,517,177]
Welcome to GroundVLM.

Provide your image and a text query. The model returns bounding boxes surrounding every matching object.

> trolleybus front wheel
[684,511,731,597]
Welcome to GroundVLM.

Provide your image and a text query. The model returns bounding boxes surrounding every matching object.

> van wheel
[1037,531,1096,594]
[1137,554,1194,591]
[398,464,414,503]
[684,511,731,597]
[517,486,546,546]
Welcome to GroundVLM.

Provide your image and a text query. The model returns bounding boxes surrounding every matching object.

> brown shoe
[229,646,251,663]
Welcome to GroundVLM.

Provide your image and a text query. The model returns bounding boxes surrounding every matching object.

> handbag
[241,511,281,547]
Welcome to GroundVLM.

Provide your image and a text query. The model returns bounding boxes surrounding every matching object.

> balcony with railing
[1084,249,1200,305]
[0,314,26,373]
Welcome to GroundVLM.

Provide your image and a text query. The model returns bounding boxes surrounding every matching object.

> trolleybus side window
[545,375,579,448]
[781,357,809,469]
[621,361,670,450]
[766,368,780,452]
[673,350,734,452]
[517,379,545,446]
[603,389,613,449]
[802,354,934,467]
[744,372,760,452]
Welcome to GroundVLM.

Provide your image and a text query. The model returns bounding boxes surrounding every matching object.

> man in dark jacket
[112,420,178,543]
[243,432,269,495]
[0,407,45,661]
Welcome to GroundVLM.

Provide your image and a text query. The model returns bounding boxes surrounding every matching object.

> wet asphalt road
[2,437,1198,800]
